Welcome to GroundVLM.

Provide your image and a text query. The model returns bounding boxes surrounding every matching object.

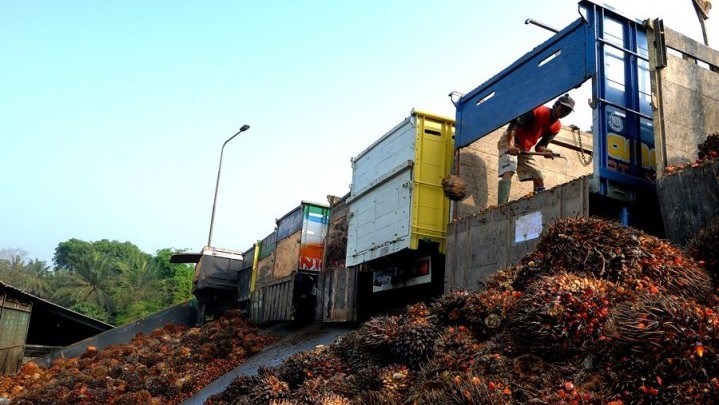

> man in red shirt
[496,94,575,204]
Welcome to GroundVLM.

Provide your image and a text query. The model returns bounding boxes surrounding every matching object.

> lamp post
[207,124,250,247]
[693,0,712,46]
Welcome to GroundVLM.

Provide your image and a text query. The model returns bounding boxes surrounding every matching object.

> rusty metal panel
[255,251,276,291]
[277,205,303,241]
[317,195,358,322]
[445,177,590,292]
[251,276,295,323]
[274,231,301,279]
[258,232,276,260]
[319,267,358,323]
[656,159,719,246]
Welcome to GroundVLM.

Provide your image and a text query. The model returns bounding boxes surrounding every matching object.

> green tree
[0,248,27,286]
[113,255,165,324]
[19,259,52,297]
[52,251,117,316]
[53,239,94,271]
[154,248,194,304]
[70,302,110,323]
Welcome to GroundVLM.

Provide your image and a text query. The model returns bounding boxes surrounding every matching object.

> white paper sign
[515,211,543,243]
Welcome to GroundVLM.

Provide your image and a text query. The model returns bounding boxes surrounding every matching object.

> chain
[572,126,592,166]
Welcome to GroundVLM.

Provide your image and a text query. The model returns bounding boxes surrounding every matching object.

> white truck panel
[350,118,416,195]
[346,165,413,266]
[346,116,420,267]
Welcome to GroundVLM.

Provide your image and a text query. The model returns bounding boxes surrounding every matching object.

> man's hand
[536,146,555,159]
[508,146,521,156]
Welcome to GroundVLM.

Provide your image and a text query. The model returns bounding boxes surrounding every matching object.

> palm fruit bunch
[404,372,512,405]
[204,375,257,405]
[513,217,712,301]
[245,374,291,404]
[2,310,270,405]
[687,219,719,285]
[289,374,353,405]
[510,273,635,358]
[356,390,404,405]
[601,293,719,403]
[466,345,516,388]
[484,265,520,292]
[208,370,294,405]
[531,379,605,405]
[351,314,400,356]
[389,303,441,367]
[442,174,467,201]
[462,289,522,340]
[378,364,413,397]
[271,345,345,389]
[423,325,482,374]
[657,378,719,405]
[446,371,514,405]
[697,132,719,160]
[329,333,383,392]
[429,288,472,326]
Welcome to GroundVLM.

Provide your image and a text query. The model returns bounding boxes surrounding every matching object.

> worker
[496,93,575,204]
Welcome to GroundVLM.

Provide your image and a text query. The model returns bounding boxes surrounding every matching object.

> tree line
[0,239,195,326]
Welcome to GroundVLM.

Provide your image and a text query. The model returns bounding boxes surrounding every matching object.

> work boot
[498,179,512,204]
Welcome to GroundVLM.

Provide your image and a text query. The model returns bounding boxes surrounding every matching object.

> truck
[344,110,455,303]
[249,201,331,323]
[170,246,244,321]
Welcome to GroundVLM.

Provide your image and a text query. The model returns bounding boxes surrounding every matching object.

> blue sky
[2,1,717,265]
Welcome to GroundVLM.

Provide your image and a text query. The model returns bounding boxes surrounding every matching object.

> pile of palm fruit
[206,217,719,405]
[0,309,272,405]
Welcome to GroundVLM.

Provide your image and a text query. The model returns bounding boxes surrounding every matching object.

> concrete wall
[656,159,719,246]
[445,176,590,292]
[648,22,719,172]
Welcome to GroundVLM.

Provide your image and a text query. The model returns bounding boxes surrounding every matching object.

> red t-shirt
[512,106,561,152]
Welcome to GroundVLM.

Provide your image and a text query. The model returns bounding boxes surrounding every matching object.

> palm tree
[113,256,165,324]
[19,259,52,297]
[53,252,116,315]
[118,256,164,303]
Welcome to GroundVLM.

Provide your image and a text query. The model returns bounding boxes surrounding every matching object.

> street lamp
[207,124,250,247]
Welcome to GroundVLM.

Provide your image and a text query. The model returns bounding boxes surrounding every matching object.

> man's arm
[507,111,536,154]
[535,132,558,157]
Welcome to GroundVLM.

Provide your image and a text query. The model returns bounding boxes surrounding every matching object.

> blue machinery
[454,0,657,224]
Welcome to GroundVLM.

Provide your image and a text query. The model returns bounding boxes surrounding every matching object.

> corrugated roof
[0,279,114,332]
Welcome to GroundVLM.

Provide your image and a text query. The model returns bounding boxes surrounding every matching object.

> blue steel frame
[454,0,656,197]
